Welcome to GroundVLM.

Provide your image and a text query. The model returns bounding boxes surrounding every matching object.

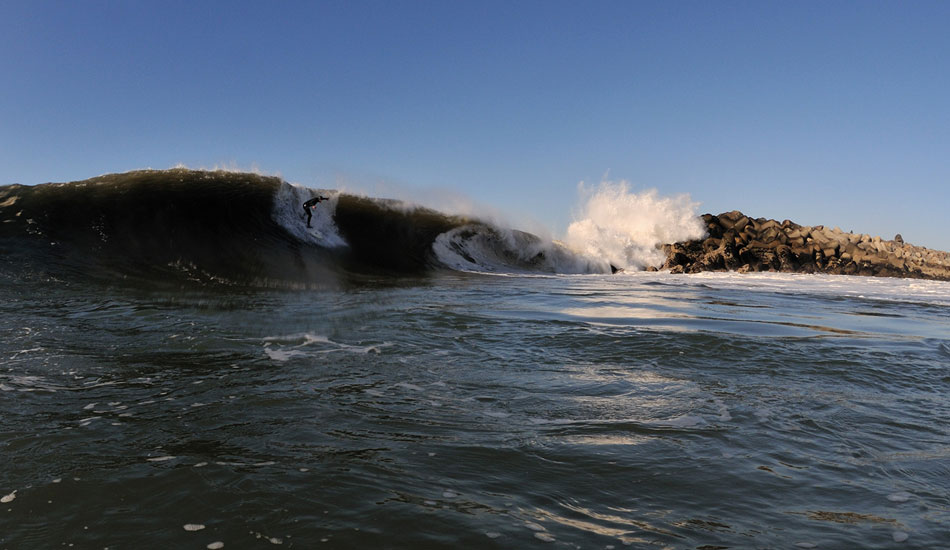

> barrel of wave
[565,181,707,271]
[272,182,347,248]
[432,224,609,274]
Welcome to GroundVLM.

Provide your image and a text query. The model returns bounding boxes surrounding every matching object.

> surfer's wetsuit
[303,196,329,228]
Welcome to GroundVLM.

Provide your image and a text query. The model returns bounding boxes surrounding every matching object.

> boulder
[703,238,721,253]
[733,216,750,233]
[717,211,743,229]
[754,219,781,232]
[822,243,840,257]
[776,245,798,271]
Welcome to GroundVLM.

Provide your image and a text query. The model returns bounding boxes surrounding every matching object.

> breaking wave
[0,169,703,287]
[566,180,707,271]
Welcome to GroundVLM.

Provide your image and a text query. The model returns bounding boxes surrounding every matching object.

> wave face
[0,169,611,287]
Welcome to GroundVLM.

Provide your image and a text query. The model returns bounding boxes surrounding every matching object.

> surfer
[303,196,329,228]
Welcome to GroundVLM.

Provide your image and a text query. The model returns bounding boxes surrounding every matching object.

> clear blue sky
[2,1,948,250]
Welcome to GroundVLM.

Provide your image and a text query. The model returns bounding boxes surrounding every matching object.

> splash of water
[565,180,706,271]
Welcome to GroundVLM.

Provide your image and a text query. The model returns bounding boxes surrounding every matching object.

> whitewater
[1,171,948,548]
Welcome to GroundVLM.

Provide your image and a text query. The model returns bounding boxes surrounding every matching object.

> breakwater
[660,211,950,281]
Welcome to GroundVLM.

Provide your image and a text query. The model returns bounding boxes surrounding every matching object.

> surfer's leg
[305,208,312,228]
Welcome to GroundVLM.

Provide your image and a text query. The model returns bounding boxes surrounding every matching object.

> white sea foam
[263,347,308,362]
[565,180,706,271]
[887,491,913,503]
[214,461,275,467]
[263,333,391,361]
[678,271,950,307]
[712,396,732,422]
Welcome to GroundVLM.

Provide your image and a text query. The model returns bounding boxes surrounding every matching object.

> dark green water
[2,272,949,549]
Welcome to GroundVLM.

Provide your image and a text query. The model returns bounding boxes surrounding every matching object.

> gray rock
[656,210,950,281]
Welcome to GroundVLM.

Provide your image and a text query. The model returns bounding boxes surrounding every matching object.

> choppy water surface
[2,272,949,549]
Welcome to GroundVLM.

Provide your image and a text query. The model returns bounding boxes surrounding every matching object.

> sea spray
[565,180,706,270]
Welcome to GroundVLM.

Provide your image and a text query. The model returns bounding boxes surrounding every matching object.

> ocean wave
[0,169,617,286]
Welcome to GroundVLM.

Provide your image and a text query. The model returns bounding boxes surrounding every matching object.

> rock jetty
[659,211,950,281]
